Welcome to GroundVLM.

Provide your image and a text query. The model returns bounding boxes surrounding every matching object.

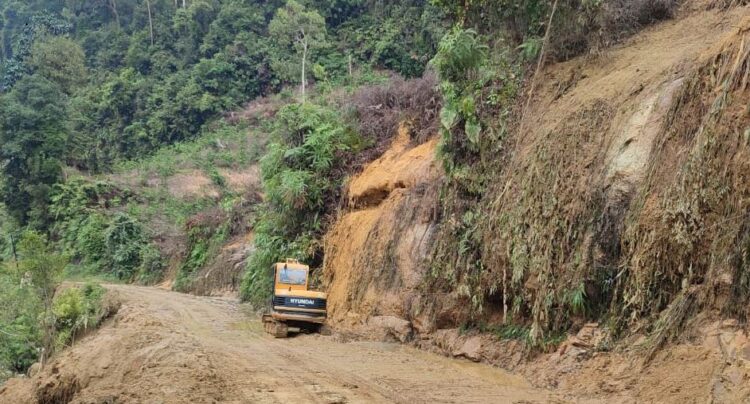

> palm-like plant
[431,28,487,84]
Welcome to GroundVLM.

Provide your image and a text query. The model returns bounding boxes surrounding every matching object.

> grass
[113,121,255,176]
[63,263,128,285]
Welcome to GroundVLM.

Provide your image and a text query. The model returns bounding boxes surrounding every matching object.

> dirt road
[1,285,572,403]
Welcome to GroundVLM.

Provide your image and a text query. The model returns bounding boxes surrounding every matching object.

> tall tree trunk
[301,40,307,103]
[182,0,187,8]
[110,0,120,28]
[9,233,18,270]
[146,0,154,45]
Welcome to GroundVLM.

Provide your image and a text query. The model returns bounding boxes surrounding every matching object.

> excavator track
[262,314,289,338]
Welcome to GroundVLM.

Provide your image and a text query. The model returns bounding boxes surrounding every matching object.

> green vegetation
[240,102,362,305]
[0,231,114,381]
[269,0,327,101]
[425,0,684,348]
[0,0,447,299]
[174,212,230,291]
[429,25,522,316]
[48,179,164,282]
[52,283,116,351]
[0,0,705,379]
[0,74,70,228]
[0,265,43,381]
[15,232,66,365]
[0,0,447,231]
[0,0,447,376]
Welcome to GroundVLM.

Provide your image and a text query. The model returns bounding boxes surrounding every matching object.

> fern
[432,28,487,83]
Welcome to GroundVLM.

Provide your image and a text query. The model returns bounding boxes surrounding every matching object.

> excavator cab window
[278,266,307,286]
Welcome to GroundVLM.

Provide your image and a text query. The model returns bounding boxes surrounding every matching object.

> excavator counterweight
[261,259,327,338]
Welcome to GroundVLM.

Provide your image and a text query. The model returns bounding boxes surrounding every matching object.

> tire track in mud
[74,285,561,403]
[125,287,411,402]
[120,286,412,402]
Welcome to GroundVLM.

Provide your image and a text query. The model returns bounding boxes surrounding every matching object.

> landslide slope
[473,5,750,339]
[325,4,750,334]
[323,125,441,339]
[320,3,750,402]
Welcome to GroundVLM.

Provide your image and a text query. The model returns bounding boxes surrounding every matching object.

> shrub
[0,272,42,378]
[351,73,441,151]
[433,0,679,61]
[52,284,113,350]
[49,178,166,283]
[104,213,147,280]
[0,317,40,377]
[240,102,361,305]
[76,213,108,264]
[52,288,84,349]
[137,244,166,285]
[173,210,229,292]
[549,0,679,59]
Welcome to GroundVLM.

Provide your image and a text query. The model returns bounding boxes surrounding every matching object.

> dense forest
[0,0,695,382]
[0,0,450,380]
[0,0,447,228]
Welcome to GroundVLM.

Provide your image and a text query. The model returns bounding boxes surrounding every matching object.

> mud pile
[1,285,565,403]
[0,295,229,403]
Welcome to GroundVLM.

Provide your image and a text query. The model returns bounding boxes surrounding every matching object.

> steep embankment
[320,3,750,402]
[475,4,750,337]
[325,6,750,333]
[323,125,441,341]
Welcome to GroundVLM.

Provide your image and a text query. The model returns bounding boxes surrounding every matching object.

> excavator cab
[262,259,327,338]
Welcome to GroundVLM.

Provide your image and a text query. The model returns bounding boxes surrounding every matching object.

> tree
[172,0,218,65]
[145,0,154,45]
[0,10,72,91]
[200,1,265,57]
[104,213,147,279]
[109,0,120,28]
[28,35,87,95]
[269,0,326,102]
[0,75,68,228]
[0,265,42,378]
[15,231,66,367]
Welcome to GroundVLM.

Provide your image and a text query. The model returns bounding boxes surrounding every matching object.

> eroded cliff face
[322,125,442,340]
[322,5,750,346]
[477,10,750,340]
[318,9,750,400]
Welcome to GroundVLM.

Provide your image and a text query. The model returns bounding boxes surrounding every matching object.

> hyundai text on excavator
[261,259,327,338]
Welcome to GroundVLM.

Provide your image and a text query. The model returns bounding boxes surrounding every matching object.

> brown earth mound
[347,125,438,209]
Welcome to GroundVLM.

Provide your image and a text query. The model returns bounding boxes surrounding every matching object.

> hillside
[310,1,750,400]
[2,0,750,402]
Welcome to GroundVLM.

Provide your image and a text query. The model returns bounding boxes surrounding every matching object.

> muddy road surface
[0,285,574,403]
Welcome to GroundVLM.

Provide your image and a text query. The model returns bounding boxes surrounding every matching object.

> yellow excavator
[262,259,327,338]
